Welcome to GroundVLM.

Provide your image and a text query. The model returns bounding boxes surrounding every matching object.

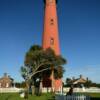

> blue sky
[0,0,100,83]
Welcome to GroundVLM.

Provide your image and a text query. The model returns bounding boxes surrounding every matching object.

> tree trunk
[51,67,55,93]
[32,85,35,95]
[39,80,42,94]
[24,80,29,99]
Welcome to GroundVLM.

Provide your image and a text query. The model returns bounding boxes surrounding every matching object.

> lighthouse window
[50,19,54,25]
[50,38,54,45]
[51,19,54,22]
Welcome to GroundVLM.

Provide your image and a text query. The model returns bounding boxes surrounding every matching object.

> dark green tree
[21,45,66,94]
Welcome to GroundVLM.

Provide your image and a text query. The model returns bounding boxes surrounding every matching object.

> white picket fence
[41,87,100,93]
[63,87,100,93]
[55,94,90,100]
[0,87,23,93]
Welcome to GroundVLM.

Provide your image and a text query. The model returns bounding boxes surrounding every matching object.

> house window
[50,38,54,45]
[6,83,9,88]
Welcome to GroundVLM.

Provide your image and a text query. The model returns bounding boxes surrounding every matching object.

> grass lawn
[0,93,100,100]
[82,93,100,100]
[79,93,100,98]
[0,93,55,100]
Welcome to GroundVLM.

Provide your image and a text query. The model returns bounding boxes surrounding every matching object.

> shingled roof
[72,75,87,84]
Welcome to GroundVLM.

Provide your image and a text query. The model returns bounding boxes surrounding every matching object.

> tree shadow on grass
[47,95,55,100]
[5,95,12,100]
[91,97,100,100]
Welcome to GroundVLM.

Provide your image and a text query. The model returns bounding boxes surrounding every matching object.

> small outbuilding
[0,73,13,88]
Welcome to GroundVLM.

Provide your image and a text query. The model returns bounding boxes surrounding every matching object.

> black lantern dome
[43,0,58,4]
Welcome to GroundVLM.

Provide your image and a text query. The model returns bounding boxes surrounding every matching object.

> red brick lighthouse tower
[42,0,62,92]
[42,0,60,55]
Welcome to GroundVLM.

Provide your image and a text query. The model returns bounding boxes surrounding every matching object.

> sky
[0,0,100,83]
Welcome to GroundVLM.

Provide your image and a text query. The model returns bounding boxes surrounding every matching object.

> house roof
[71,75,87,84]
[0,73,13,82]
[72,78,87,84]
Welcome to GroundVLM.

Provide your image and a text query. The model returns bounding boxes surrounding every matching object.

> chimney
[86,77,89,81]
[72,77,75,80]
[80,75,83,78]
[4,73,8,77]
